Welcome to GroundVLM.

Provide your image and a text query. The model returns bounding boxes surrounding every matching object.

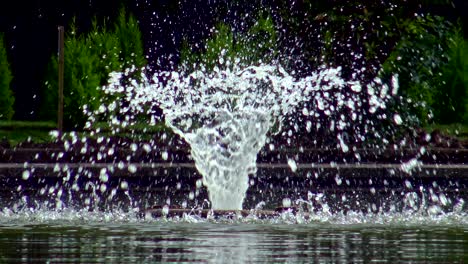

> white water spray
[99,63,397,210]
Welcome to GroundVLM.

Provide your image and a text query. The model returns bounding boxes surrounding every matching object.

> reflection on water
[0,222,466,263]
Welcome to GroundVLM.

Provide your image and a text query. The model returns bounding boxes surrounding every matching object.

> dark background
[0,0,466,120]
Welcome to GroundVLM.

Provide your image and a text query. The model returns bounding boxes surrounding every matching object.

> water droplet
[130,143,138,152]
[393,114,403,125]
[128,165,137,173]
[287,159,297,173]
[335,175,342,186]
[48,130,59,138]
[196,179,202,189]
[405,180,413,189]
[161,151,168,160]
[22,170,30,180]
[99,168,109,182]
[282,198,291,208]
[162,205,169,216]
[188,191,195,200]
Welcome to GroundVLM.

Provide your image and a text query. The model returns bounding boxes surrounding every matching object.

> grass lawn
[1,120,468,147]
[424,123,468,141]
[0,120,173,146]
[0,121,57,146]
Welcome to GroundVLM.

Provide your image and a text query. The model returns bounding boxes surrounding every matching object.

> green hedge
[40,9,146,130]
[0,33,14,120]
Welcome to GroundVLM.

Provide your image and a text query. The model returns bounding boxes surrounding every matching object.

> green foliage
[381,15,468,125]
[435,28,468,123]
[180,13,277,71]
[202,23,236,70]
[114,8,146,71]
[88,20,121,85]
[0,33,14,120]
[40,9,146,130]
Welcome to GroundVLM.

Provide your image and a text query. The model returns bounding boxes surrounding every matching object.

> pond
[0,219,467,263]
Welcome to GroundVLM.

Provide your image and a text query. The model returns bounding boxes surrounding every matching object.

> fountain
[0,4,465,218]
[95,60,400,210]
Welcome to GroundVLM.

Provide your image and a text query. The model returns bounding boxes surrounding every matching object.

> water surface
[1,217,466,263]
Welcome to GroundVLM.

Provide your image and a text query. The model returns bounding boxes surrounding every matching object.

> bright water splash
[1,194,466,226]
[97,63,398,210]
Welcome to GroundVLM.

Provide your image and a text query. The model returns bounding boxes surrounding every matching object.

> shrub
[0,33,14,120]
[40,9,146,130]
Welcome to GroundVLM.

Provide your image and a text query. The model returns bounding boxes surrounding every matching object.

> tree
[114,8,146,71]
[0,33,14,120]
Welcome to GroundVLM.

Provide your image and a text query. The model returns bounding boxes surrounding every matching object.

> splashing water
[95,62,398,210]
